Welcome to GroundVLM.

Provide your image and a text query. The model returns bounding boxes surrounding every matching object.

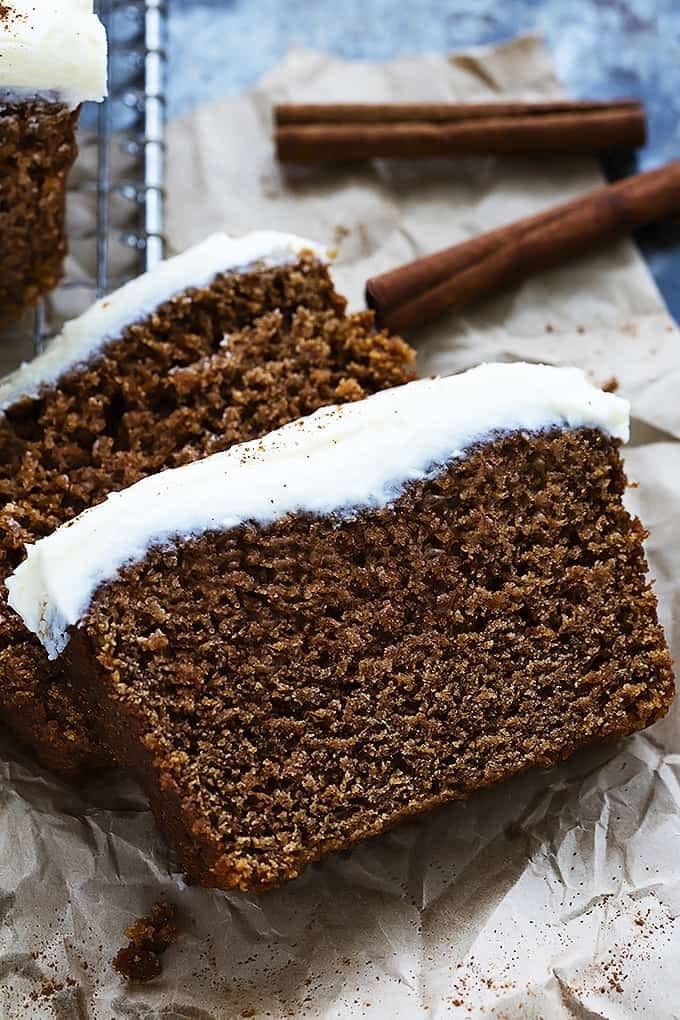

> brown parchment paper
[1,36,679,1019]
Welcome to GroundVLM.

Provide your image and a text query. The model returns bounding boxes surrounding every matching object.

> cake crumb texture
[69,428,674,891]
[0,96,78,323]
[0,256,416,772]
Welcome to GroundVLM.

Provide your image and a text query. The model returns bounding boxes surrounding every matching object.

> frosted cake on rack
[8,364,674,891]
[0,1,108,324]
[0,231,415,772]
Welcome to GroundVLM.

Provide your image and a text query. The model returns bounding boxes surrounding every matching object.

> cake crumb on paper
[113,901,178,983]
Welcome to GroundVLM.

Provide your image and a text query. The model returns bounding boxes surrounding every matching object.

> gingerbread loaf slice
[0,1,108,323]
[0,231,415,772]
[8,364,673,891]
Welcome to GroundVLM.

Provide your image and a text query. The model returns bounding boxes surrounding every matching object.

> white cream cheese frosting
[0,1,108,106]
[6,363,629,660]
[0,231,328,413]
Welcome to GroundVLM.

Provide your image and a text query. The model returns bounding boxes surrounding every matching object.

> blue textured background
[168,0,680,319]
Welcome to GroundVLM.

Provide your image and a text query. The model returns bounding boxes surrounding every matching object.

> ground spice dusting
[0,4,22,20]
[28,980,64,1002]
[112,901,177,983]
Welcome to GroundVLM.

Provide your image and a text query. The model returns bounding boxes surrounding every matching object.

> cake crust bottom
[66,428,674,891]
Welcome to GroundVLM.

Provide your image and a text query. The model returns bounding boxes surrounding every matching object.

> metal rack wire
[31,0,167,355]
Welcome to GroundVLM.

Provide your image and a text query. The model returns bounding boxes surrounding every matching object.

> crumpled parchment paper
[1,35,679,1019]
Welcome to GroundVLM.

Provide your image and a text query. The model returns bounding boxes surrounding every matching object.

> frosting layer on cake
[0,1,108,106]
[0,231,327,412]
[6,363,629,659]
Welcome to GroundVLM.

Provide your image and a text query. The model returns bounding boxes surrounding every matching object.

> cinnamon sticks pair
[366,161,680,332]
[276,100,646,163]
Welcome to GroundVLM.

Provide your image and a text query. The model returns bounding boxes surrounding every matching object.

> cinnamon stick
[275,100,646,162]
[365,161,680,333]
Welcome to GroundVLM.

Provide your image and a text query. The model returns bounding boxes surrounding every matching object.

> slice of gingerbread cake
[0,1,108,323]
[0,230,415,773]
[8,363,673,891]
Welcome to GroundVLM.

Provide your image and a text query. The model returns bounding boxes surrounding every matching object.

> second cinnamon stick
[365,161,680,332]
[275,100,646,162]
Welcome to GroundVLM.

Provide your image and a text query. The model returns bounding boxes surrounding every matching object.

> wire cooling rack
[30,0,167,354]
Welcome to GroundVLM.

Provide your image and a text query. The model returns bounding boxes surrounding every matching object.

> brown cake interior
[0,96,79,323]
[66,428,674,892]
[0,257,416,772]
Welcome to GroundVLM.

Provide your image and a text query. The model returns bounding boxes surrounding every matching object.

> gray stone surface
[168,0,680,317]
